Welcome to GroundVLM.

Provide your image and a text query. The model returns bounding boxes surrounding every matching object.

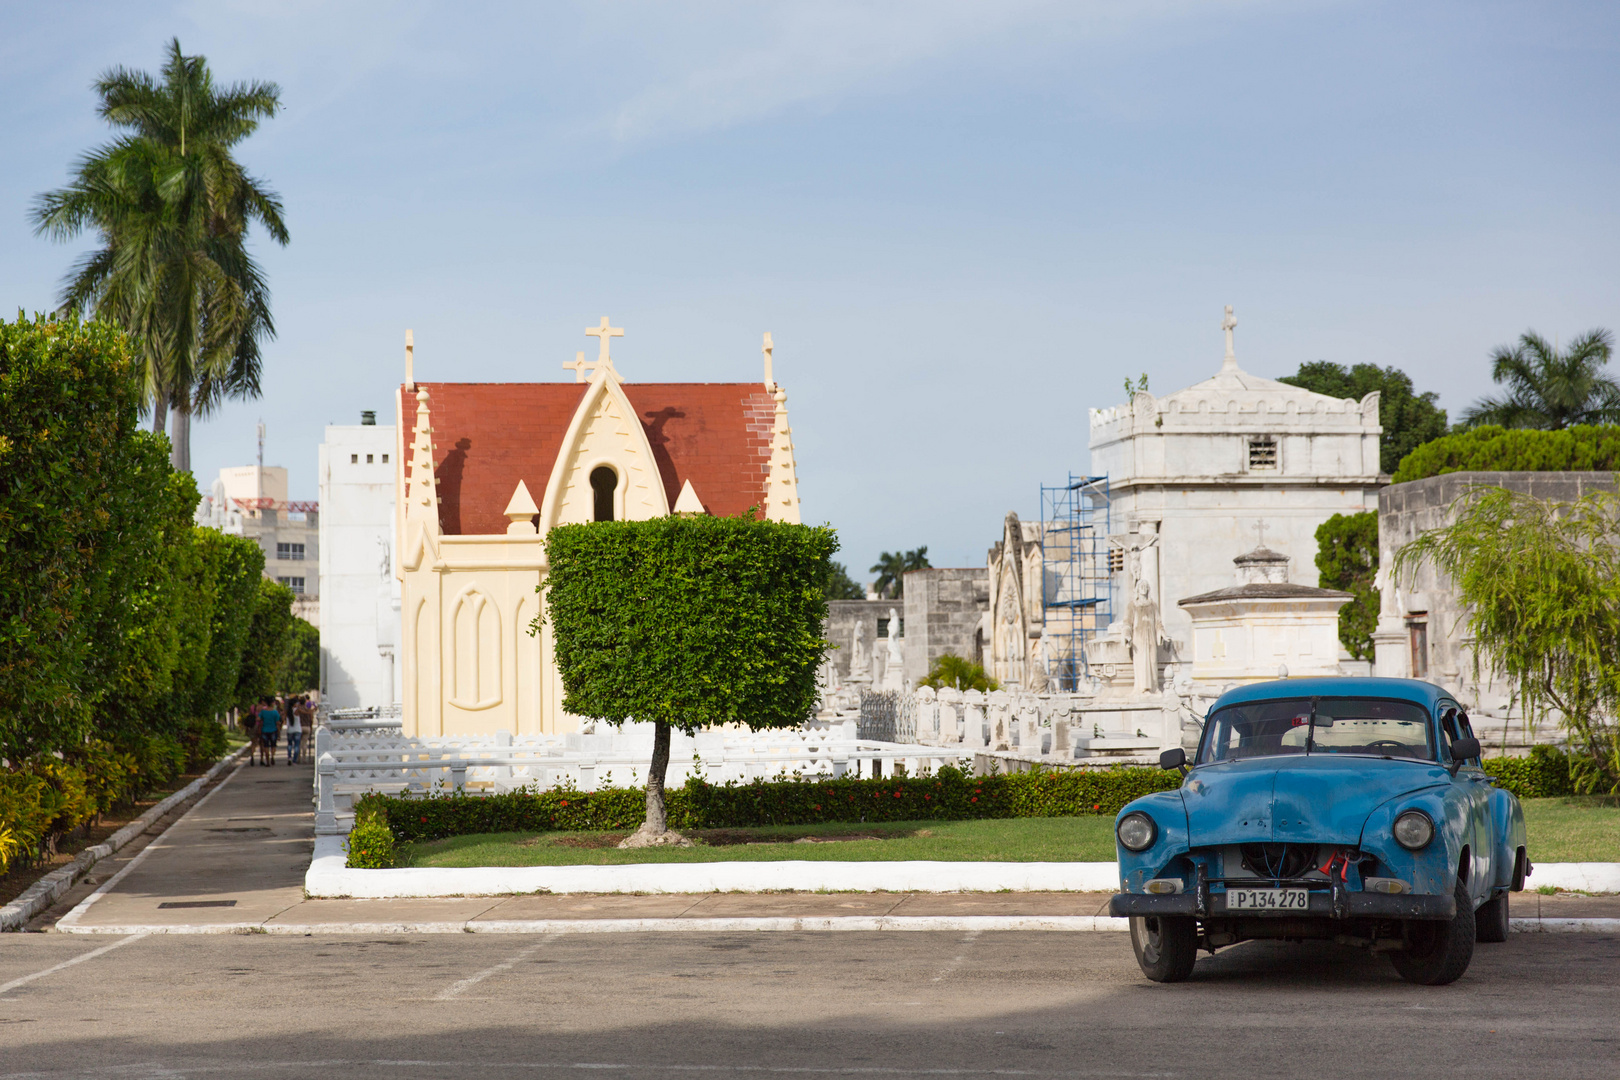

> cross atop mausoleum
[1252,519,1267,549]
[1221,305,1239,371]
[562,351,590,383]
[762,331,775,390]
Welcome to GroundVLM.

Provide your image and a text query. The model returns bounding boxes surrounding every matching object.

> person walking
[257,697,281,767]
[243,702,262,766]
[284,695,304,766]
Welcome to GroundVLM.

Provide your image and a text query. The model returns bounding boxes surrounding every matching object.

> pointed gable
[399,381,775,536]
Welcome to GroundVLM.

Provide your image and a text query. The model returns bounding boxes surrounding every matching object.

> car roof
[1207,677,1451,714]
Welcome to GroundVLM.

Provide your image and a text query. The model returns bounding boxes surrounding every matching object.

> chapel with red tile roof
[394,319,802,736]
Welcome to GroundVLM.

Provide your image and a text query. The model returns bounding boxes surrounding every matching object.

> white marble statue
[849,621,870,680]
[1123,576,1163,695]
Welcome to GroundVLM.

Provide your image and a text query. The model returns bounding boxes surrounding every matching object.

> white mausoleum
[1088,306,1384,682]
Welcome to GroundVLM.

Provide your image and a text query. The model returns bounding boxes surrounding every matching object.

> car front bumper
[1109,890,1456,921]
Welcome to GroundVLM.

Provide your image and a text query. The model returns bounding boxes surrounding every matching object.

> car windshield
[1198,697,1435,764]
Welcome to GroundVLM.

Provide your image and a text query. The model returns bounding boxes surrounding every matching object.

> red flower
[420,816,427,822]
[971,797,978,803]
[894,792,902,798]
[560,799,569,807]
[924,795,931,800]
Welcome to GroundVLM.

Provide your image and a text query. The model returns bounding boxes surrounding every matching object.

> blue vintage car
[1110,677,1529,985]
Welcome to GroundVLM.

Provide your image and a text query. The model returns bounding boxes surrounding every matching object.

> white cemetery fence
[312,714,973,835]
[862,686,1186,771]
[312,689,1189,835]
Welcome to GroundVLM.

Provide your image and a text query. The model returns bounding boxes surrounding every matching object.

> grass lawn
[394,816,1120,868]
[392,796,1620,868]
[1522,796,1620,862]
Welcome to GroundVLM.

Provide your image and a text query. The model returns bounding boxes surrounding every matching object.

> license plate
[1226,888,1310,911]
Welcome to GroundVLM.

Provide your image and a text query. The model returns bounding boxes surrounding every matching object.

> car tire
[1129,915,1198,983]
[1476,888,1510,943]
[1390,879,1476,985]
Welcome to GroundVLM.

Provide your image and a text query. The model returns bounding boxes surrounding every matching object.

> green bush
[918,654,998,692]
[1391,424,1620,484]
[355,764,1184,859]
[177,719,229,773]
[1483,746,1574,800]
[345,799,396,869]
[1315,512,1379,662]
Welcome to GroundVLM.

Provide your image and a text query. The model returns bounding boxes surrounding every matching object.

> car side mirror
[1160,747,1187,772]
[1450,737,1480,762]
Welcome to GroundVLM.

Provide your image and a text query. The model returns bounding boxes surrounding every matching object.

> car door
[1439,702,1491,904]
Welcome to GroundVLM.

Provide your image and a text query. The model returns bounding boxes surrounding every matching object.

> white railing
[895,686,1182,759]
[312,720,973,834]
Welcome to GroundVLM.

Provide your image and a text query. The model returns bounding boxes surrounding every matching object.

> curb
[0,748,247,932]
[47,915,1620,936]
[304,836,1125,897]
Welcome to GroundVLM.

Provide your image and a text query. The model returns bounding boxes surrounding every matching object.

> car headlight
[1393,810,1434,851]
[1117,811,1157,852]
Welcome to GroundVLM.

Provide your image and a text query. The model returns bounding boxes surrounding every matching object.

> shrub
[356,764,1184,852]
[1483,746,1574,800]
[345,798,397,869]
[918,654,998,692]
[1391,424,1620,484]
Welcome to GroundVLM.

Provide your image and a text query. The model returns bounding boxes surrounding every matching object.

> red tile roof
[398,382,775,535]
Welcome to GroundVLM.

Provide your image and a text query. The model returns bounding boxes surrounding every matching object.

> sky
[3,0,1617,580]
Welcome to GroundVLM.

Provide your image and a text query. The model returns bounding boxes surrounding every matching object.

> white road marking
[0,933,148,997]
[0,1061,1176,1078]
[56,760,247,929]
[932,929,981,982]
[435,938,554,999]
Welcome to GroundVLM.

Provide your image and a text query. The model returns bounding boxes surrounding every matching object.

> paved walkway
[36,754,1620,934]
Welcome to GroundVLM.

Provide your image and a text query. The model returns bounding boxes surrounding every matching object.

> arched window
[590,466,618,522]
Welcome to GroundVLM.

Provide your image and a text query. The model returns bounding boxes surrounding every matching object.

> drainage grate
[157,901,238,909]
[208,827,272,834]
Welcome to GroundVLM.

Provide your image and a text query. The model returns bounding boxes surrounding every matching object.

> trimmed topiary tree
[1391,424,1620,483]
[539,514,836,844]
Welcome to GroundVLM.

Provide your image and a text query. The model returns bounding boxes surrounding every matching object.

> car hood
[1181,755,1451,848]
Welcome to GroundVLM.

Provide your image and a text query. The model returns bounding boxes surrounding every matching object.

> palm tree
[32,39,287,471]
[1461,329,1620,430]
[869,546,930,599]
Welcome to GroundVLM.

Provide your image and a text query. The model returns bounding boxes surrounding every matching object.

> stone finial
[673,479,705,514]
[764,385,802,524]
[1220,305,1239,373]
[504,479,539,535]
[762,331,775,391]
[405,386,440,534]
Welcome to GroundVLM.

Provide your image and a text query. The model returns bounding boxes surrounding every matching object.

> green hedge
[347,765,1184,867]
[1391,425,1620,484]
[0,720,231,875]
[1482,747,1574,800]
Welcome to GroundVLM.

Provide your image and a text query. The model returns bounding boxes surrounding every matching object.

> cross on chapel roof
[566,317,626,383]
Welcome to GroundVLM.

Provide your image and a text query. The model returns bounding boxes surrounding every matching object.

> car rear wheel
[1390,879,1475,985]
[1129,915,1198,982]
[1476,888,1510,943]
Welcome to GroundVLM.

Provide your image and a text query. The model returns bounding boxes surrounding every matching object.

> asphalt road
[2,929,1617,1079]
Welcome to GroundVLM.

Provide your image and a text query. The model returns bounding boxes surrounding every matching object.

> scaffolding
[1039,474,1111,691]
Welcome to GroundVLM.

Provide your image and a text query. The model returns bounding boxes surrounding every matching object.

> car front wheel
[1390,879,1475,985]
[1129,914,1198,982]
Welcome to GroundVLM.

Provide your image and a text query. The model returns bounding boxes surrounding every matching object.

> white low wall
[305,836,1619,898]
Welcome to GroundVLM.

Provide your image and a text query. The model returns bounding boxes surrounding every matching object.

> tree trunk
[644,719,670,833]
[618,720,690,847]
[169,408,191,473]
[151,392,168,436]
